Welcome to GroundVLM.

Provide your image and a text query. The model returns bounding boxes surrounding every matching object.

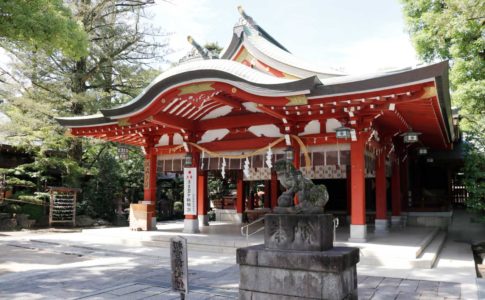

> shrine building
[57,7,462,242]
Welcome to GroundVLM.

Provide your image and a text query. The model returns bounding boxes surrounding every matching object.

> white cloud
[149,0,217,64]
[334,34,419,74]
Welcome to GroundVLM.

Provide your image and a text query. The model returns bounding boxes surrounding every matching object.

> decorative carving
[143,160,150,189]
[178,83,215,96]
[274,159,329,213]
[422,86,437,98]
[268,217,292,244]
[286,95,308,106]
[118,118,130,127]
[294,220,316,245]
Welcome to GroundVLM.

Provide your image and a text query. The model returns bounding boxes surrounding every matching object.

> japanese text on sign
[183,168,197,215]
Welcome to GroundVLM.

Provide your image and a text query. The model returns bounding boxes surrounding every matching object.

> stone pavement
[0,235,467,300]
[75,275,463,300]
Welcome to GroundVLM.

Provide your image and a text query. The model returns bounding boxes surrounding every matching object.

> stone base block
[183,218,200,233]
[237,245,359,299]
[235,213,243,224]
[391,216,402,228]
[374,219,389,234]
[198,214,209,227]
[214,209,240,223]
[240,284,357,300]
[264,214,333,251]
[406,211,452,229]
[348,224,367,243]
[129,203,155,231]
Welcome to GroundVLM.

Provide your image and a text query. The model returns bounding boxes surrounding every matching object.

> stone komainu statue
[274,160,329,213]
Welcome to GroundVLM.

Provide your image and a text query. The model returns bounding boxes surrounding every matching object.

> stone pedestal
[237,214,359,299]
[374,219,389,234]
[198,214,209,227]
[391,216,402,228]
[129,203,155,231]
[348,224,368,243]
[183,218,200,233]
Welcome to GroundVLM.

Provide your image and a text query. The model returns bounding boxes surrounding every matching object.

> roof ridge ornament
[178,36,219,64]
[237,5,258,28]
[187,36,219,59]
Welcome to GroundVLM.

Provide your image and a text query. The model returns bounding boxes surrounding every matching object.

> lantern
[336,126,351,139]
[417,147,428,155]
[401,131,421,143]
[284,146,294,161]
[184,153,193,167]
[117,144,129,160]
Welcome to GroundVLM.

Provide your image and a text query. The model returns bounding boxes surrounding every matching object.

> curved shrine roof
[56,7,454,151]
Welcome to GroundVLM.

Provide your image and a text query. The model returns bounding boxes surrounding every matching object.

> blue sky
[147,0,419,74]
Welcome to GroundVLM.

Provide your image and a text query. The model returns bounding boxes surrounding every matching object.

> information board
[183,168,197,215]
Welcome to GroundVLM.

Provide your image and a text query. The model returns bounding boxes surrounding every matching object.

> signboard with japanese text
[170,236,188,294]
[183,167,197,215]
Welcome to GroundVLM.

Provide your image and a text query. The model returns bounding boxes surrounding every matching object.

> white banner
[183,168,197,215]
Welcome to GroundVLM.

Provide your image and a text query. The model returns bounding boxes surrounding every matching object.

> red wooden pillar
[197,170,209,226]
[349,135,367,242]
[271,171,278,208]
[143,148,158,203]
[374,149,388,232]
[391,154,402,228]
[138,147,157,231]
[236,170,245,223]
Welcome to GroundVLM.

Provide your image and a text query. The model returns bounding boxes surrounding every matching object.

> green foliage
[81,150,121,219]
[0,0,88,59]
[173,201,183,212]
[20,204,44,222]
[208,176,227,201]
[5,204,21,214]
[463,132,485,217]
[401,0,485,127]
[0,1,168,220]
[6,177,35,188]
[78,144,144,220]
[204,42,223,57]
[401,0,485,216]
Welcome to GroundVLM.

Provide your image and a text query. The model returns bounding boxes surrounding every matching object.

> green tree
[0,0,88,59]
[401,0,485,217]
[0,0,168,220]
[204,42,223,57]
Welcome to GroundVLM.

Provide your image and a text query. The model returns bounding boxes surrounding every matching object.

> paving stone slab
[396,292,420,300]
[379,277,402,288]
[398,280,419,292]
[359,276,384,289]
[108,284,152,296]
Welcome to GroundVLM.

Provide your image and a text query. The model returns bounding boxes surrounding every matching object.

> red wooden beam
[212,95,244,110]
[147,112,195,131]
[197,113,281,131]
[199,137,285,152]
[257,105,293,121]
